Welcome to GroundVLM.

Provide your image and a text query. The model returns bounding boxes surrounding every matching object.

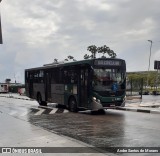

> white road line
[20,110,31,116]
[34,108,46,115]
[49,108,58,114]
[63,109,69,113]
[150,110,160,114]
[9,111,17,115]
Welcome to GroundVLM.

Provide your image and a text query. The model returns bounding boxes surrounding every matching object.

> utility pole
[148,40,153,72]
[0,0,3,44]
[147,40,153,88]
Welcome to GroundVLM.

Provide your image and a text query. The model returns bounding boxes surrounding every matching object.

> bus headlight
[116,98,121,101]
[93,97,101,103]
[97,99,101,103]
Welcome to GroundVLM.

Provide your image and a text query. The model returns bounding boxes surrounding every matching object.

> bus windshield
[93,68,125,91]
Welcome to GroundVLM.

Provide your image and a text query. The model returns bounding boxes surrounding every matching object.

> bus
[25,58,126,112]
[0,83,9,93]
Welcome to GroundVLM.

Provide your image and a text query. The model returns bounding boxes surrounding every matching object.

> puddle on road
[28,111,127,150]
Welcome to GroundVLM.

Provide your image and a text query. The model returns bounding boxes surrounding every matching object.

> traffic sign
[154,61,160,70]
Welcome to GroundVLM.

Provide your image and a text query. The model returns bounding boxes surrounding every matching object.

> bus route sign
[94,60,121,66]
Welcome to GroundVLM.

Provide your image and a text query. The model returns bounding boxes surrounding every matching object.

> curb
[0,95,33,101]
[1,96,160,115]
[115,107,160,114]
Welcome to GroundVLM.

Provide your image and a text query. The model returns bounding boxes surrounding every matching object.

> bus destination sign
[94,60,121,66]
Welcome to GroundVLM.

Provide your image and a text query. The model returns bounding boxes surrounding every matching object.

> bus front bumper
[91,98,103,111]
[91,98,125,111]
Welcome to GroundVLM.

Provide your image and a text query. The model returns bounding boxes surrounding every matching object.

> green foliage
[54,59,58,63]
[66,55,76,61]
[84,45,117,59]
[87,45,97,59]
[97,45,117,58]
[127,71,159,89]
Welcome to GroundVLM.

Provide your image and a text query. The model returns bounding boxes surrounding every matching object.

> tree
[84,45,117,59]
[87,45,97,59]
[109,50,117,58]
[67,55,77,61]
[84,54,90,59]
[97,45,109,57]
[127,71,160,91]
[54,59,58,63]
[97,45,117,58]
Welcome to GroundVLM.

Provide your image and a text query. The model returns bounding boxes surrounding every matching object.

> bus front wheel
[68,97,78,112]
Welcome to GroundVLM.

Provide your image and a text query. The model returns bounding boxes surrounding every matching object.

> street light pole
[0,0,3,44]
[147,40,152,87]
[148,40,153,72]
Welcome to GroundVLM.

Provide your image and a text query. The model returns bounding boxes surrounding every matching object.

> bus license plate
[110,104,115,107]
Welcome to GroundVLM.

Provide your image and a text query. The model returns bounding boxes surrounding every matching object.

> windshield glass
[93,68,125,91]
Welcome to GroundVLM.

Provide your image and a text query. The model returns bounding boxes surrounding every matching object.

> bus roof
[25,58,125,71]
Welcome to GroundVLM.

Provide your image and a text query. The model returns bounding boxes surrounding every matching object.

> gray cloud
[0,0,160,83]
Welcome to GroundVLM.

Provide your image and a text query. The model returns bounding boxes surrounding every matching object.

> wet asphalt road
[0,96,160,154]
[29,109,160,148]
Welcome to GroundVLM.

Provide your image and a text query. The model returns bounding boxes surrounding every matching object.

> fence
[126,78,143,98]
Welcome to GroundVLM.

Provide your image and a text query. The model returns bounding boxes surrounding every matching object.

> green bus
[25,58,126,112]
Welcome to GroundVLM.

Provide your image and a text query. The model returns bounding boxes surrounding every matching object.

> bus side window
[39,70,44,83]
[51,69,60,84]
[25,71,28,83]
[63,70,77,84]
[29,73,33,80]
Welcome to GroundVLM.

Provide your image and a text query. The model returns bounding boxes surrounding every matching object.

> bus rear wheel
[37,93,47,106]
[68,97,78,112]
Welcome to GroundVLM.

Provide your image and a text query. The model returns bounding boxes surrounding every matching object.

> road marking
[49,109,58,114]
[9,111,17,115]
[20,110,31,116]
[34,108,46,115]
[39,106,69,114]
[63,109,69,113]
[150,110,160,114]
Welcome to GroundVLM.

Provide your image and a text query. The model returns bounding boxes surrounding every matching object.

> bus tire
[98,109,106,114]
[37,93,47,106]
[91,109,105,115]
[68,97,78,112]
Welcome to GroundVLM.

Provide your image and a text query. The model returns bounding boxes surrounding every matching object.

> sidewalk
[123,98,160,114]
[0,93,31,100]
[116,106,160,114]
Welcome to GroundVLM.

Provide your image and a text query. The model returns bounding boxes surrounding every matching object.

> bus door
[45,72,51,101]
[29,73,34,98]
[79,68,89,108]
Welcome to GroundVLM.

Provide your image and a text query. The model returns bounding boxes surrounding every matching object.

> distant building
[0,83,9,93]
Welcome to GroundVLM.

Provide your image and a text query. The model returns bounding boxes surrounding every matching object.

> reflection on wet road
[0,96,160,153]
[29,109,160,150]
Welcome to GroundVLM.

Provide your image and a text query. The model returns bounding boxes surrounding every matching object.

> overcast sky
[0,0,160,83]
